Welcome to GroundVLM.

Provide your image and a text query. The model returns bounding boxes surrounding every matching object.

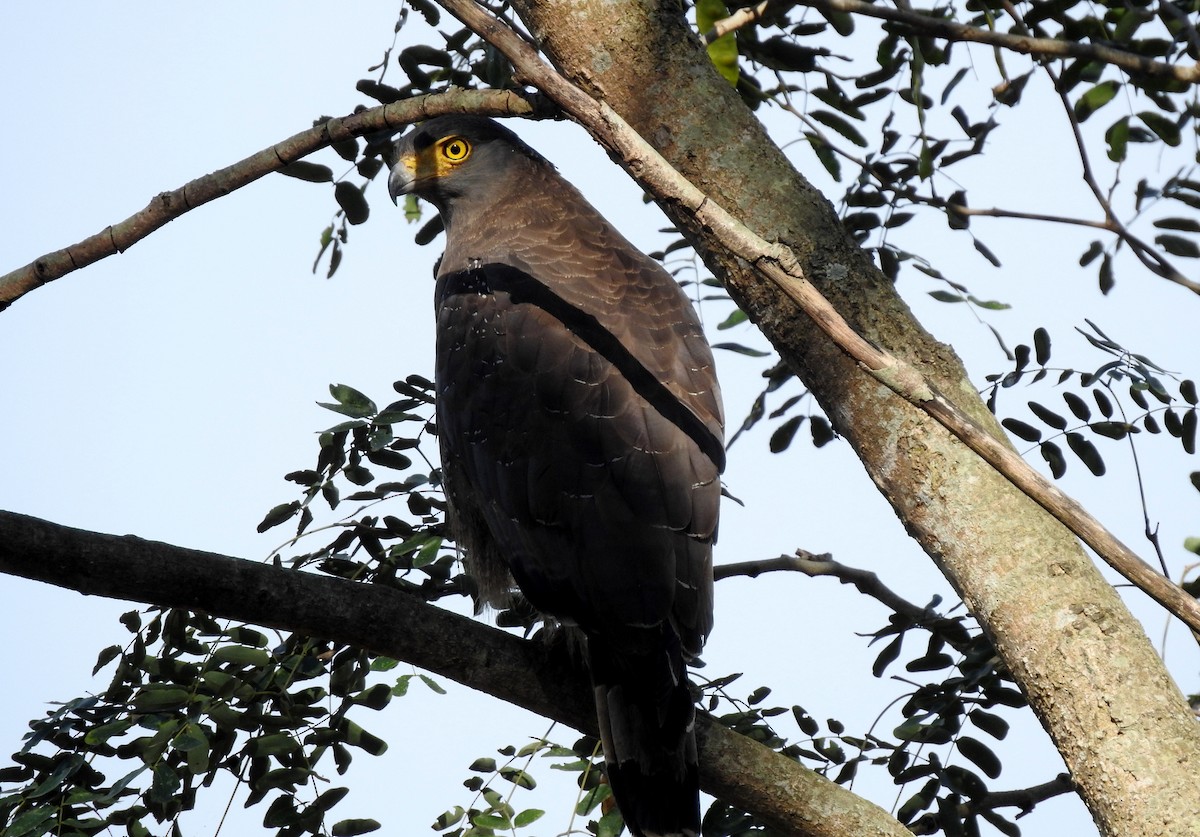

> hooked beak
[387,156,416,205]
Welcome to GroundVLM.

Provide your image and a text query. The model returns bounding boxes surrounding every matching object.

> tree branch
[0,89,554,312]
[797,0,1200,84]
[718,551,976,651]
[720,551,932,620]
[703,1,772,43]
[0,509,911,837]
[436,0,1200,635]
[910,773,1076,833]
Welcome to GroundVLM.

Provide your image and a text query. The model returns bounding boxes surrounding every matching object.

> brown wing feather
[435,260,718,646]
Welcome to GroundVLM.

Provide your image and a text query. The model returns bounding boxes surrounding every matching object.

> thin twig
[798,0,1200,83]
[718,550,978,651]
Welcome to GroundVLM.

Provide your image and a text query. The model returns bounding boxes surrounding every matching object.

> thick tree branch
[0,509,910,837]
[0,89,553,312]
[437,0,1200,635]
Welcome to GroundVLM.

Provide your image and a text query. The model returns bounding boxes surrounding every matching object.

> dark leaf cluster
[987,324,1198,479]
[0,604,443,837]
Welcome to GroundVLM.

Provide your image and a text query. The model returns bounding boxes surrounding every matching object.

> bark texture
[508,1,1200,834]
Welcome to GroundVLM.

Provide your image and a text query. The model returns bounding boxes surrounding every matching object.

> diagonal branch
[0,89,553,312]
[437,0,1200,635]
[0,509,910,837]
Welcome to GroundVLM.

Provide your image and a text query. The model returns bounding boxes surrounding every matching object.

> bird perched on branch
[389,115,724,837]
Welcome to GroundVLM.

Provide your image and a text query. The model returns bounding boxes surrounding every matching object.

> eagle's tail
[588,627,699,837]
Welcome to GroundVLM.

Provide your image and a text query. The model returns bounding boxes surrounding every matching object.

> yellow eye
[441,137,471,162]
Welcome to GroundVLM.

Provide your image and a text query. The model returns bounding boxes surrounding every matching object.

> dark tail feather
[588,628,699,837]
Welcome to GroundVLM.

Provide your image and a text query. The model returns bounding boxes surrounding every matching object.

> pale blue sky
[3,5,1197,835]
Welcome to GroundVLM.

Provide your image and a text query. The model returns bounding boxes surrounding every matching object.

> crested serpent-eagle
[388,115,724,837]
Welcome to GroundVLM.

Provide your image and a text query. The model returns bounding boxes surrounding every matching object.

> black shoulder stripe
[439,264,725,472]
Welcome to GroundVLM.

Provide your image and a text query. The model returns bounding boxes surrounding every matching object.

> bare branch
[704,1,772,43]
[797,0,1200,84]
[0,89,554,312]
[911,773,1076,833]
[0,509,911,837]
[718,551,976,650]
[435,0,1200,635]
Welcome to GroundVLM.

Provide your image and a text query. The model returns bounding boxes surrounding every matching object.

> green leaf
[469,757,497,773]
[968,708,1009,740]
[370,656,400,672]
[279,160,334,183]
[806,133,841,180]
[320,383,378,418]
[335,181,370,225]
[338,720,388,756]
[27,754,85,799]
[597,809,626,837]
[716,308,748,330]
[471,813,513,830]
[1002,418,1041,442]
[711,341,770,357]
[1063,392,1092,421]
[1105,116,1129,162]
[257,501,300,533]
[92,644,122,674]
[1182,380,1198,405]
[1154,217,1200,233]
[872,634,903,677]
[576,782,612,815]
[1028,401,1067,430]
[929,290,965,303]
[419,673,447,694]
[1183,409,1197,454]
[1033,327,1052,365]
[697,0,739,84]
[768,415,804,453]
[1040,441,1067,478]
[132,686,191,712]
[1066,432,1106,476]
[500,766,537,789]
[514,808,545,828]
[1079,240,1104,266]
[332,819,382,836]
[810,416,835,447]
[247,733,301,757]
[149,762,180,804]
[1089,421,1136,440]
[84,717,134,746]
[210,645,271,667]
[1073,80,1120,121]
[1140,111,1181,146]
[1155,233,1200,258]
[432,806,466,831]
[811,110,868,147]
[4,806,56,837]
[957,735,1002,779]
